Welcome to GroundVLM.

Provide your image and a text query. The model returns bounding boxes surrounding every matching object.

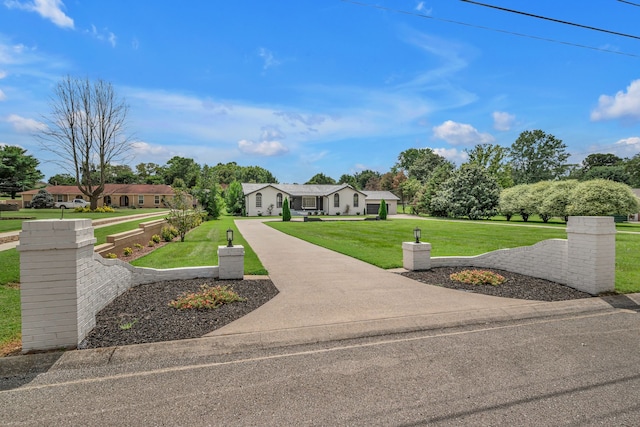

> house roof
[20,184,174,196]
[361,190,400,201]
[241,183,366,197]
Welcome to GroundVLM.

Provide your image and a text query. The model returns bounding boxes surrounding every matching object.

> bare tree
[37,76,132,209]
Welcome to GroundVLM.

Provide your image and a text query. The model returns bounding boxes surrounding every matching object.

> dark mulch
[401,267,593,301]
[79,278,279,349]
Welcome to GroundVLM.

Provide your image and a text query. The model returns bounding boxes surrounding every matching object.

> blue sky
[1,0,639,184]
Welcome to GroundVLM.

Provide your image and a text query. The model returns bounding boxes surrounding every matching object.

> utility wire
[461,0,640,41]
[341,0,640,59]
[618,0,640,7]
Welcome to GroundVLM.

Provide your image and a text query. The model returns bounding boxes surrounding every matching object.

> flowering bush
[123,247,133,256]
[449,269,505,286]
[105,253,117,259]
[151,234,161,244]
[168,284,245,310]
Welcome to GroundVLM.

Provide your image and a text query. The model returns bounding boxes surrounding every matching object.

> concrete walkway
[206,219,617,342]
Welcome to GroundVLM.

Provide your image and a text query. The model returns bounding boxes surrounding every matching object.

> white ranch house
[242,183,399,217]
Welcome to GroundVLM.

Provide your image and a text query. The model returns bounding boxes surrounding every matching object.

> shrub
[105,253,117,259]
[567,179,640,216]
[450,270,505,286]
[123,247,133,256]
[282,197,291,221]
[151,234,161,244]
[161,225,178,242]
[74,207,91,213]
[134,243,144,250]
[378,200,388,220]
[94,206,116,213]
[30,189,54,209]
[168,284,245,310]
[148,240,155,247]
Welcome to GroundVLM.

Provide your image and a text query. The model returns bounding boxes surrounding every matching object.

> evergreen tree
[282,197,291,221]
[378,199,387,220]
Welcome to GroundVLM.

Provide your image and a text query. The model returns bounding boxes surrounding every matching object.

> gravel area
[79,278,278,349]
[401,267,593,301]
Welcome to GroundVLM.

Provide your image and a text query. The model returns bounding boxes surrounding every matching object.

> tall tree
[225,180,244,216]
[37,76,132,209]
[338,173,358,188]
[509,130,569,184]
[48,173,77,186]
[135,162,164,184]
[194,165,224,219]
[395,148,452,184]
[354,169,381,190]
[624,153,640,188]
[0,145,44,198]
[305,173,336,185]
[463,143,513,188]
[581,153,623,171]
[104,164,137,184]
[239,165,278,183]
[163,156,200,188]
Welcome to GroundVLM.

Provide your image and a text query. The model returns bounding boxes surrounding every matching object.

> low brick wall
[17,219,245,353]
[404,216,616,295]
[95,218,167,257]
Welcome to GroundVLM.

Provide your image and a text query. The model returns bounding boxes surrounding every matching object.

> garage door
[366,204,380,215]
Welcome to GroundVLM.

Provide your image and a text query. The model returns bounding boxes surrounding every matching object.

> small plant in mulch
[105,253,117,259]
[168,284,245,310]
[134,243,144,251]
[123,247,134,257]
[449,269,506,286]
[148,240,155,247]
[151,234,161,244]
[119,318,138,330]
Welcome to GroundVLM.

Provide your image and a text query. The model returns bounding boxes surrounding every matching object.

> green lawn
[267,218,640,293]
[0,208,168,233]
[132,217,267,275]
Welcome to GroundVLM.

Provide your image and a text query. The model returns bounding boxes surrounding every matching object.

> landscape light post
[414,227,421,244]
[226,228,234,247]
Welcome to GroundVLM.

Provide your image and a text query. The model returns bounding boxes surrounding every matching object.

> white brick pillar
[566,216,616,295]
[402,242,431,271]
[17,219,96,353]
[218,245,245,280]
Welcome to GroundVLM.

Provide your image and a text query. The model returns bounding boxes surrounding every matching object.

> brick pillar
[402,242,431,271]
[218,245,245,280]
[566,216,616,295]
[17,219,96,353]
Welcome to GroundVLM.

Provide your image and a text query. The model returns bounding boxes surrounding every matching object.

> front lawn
[132,217,267,275]
[267,219,640,293]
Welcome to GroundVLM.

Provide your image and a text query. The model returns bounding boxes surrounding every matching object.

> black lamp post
[226,228,234,247]
[413,227,421,244]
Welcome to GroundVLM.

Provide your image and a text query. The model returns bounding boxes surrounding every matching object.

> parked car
[54,199,90,209]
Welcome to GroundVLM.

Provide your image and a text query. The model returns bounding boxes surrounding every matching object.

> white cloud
[89,25,117,47]
[415,1,432,14]
[4,0,74,29]
[615,136,640,146]
[591,79,640,122]
[0,70,6,79]
[130,141,172,157]
[492,111,515,131]
[433,147,468,164]
[432,120,494,145]
[258,47,280,70]
[6,114,46,132]
[0,89,6,101]
[238,139,289,156]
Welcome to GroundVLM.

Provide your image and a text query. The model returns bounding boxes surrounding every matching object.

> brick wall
[17,219,241,353]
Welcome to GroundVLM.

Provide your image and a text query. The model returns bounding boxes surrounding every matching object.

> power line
[461,0,640,41]
[341,0,640,59]
[618,0,640,7]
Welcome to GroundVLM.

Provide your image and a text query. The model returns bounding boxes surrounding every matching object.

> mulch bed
[79,278,279,349]
[401,267,593,301]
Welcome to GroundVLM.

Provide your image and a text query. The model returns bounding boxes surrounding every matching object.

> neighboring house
[361,191,400,215]
[241,183,399,216]
[20,184,177,208]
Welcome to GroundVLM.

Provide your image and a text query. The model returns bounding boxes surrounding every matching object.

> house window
[334,194,340,208]
[57,195,64,202]
[138,195,144,205]
[276,193,283,208]
[256,193,262,208]
[302,196,316,209]
[104,195,112,206]
[154,195,160,205]
[353,193,359,208]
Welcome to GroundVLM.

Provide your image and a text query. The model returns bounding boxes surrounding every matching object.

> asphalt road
[2,310,640,426]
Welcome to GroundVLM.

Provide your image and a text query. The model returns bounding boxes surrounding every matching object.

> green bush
[378,200,387,220]
[161,225,178,242]
[450,270,505,286]
[134,243,144,250]
[151,234,161,244]
[123,247,133,256]
[567,179,640,216]
[105,253,117,259]
[168,284,245,310]
[282,197,291,221]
